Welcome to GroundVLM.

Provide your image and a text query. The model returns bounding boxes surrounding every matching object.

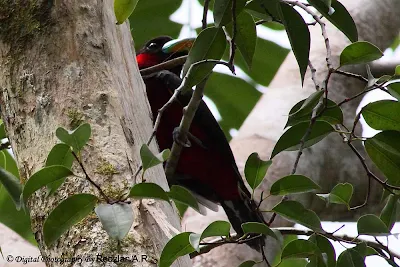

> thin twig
[228,0,237,73]
[202,0,210,30]
[308,60,319,90]
[72,151,110,202]
[140,56,188,76]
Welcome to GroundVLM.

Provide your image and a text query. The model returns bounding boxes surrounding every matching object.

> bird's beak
[162,38,195,54]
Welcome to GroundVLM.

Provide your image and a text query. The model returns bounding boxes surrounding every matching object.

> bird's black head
[136,36,194,75]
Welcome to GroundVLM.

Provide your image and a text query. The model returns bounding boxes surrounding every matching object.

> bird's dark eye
[147,42,158,50]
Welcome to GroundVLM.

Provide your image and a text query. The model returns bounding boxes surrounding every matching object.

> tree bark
[0,1,190,266]
[184,0,400,266]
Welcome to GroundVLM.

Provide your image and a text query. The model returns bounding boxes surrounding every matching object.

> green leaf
[183,27,227,88]
[365,131,400,186]
[337,249,365,267]
[340,41,383,66]
[114,0,139,24]
[287,98,343,127]
[3,150,19,178]
[174,201,188,218]
[204,72,261,139]
[388,82,400,101]
[290,91,324,119]
[380,194,399,231]
[55,123,91,152]
[0,151,5,169]
[270,175,320,195]
[362,100,400,131]
[357,214,389,236]
[130,0,182,51]
[271,121,334,158]
[244,1,273,21]
[278,2,310,85]
[159,232,195,267]
[238,261,257,267]
[168,185,200,213]
[272,201,323,232]
[43,194,98,246]
[244,153,272,190]
[281,239,318,259]
[307,0,357,42]
[241,222,277,239]
[140,144,170,172]
[395,65,400,76]
[317,183,353,209]
[22,165,73,203]
[309,235,336,267]
[0,168,22,210]
[214,0,246,27]
[226,12,257,69]
[45,143,74,195]
[190,221,231,252]
[129,183,170,202]
[95,203,134,240]
[0,122,6,139]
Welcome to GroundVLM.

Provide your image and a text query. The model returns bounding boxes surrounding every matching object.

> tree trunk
[184,0,400,266]
[0,1,190,266]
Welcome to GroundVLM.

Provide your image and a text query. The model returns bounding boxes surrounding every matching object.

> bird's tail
[221,189,266,251]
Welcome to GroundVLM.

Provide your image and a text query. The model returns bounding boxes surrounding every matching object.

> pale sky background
[171,0,400,266]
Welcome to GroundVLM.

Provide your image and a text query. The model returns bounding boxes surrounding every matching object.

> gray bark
[0,1,190,266]
[184,0,400,266]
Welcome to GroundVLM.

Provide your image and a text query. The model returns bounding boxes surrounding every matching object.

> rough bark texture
[184,0,400,266]
[0,1,190,266]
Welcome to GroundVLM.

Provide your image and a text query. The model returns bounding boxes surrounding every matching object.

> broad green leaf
[340,41,383,66]
[307,0,357,42]
[226,12,257,69]
[130,0,181,51]
[278,2,310,85]
[309,235,336,267]
[0,168,22,210]
[286,98,343,127]
[388,82,400,101]
[380,194,399,231]
[140,144,170,172]
[95,203,134,240]
[257,0,281,19]
[238,261,257,267]
[395,65,400,76]
[183,27,227,88]
[214,0,246,27]
[365,131,400,185]
[190,221,231,252]
[159,232,195,267]
[281,239,318,259]
[129,183,169,202]
[22,166,73,203]
[357,214,389,236]
[0,185,34,244]
[204,72,261,139]
[114,0,139,24]
[290,91,324,119]
[337,249,365,267]
[362,100,400,131]
[168,185,200,213]
[244,1,273,21]
[3,150,19,178]
[43,194,98,246]
[55,123,91,152]
[0,122,6,139]
[270,175,320,195]
[272,201,323,231]
[317,183,353,209]
[45,143,74,195]
[174,201,188,218]
[241,222,277,239]
[271,121,334,158]
[0,151,5,169]
[244,153,272,190]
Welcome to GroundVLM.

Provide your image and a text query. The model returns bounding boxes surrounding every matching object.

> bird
[136,36,265,250]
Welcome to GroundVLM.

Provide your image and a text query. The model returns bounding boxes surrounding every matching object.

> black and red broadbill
[137,36,265,250]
